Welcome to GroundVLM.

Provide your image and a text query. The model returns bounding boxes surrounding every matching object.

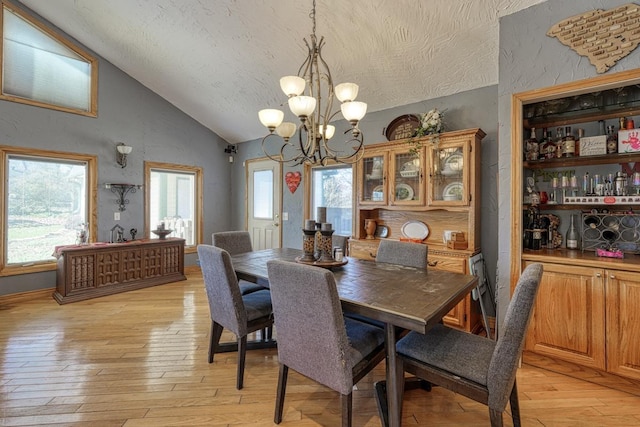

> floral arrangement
[408,108,446,156]
[416,108,444,137]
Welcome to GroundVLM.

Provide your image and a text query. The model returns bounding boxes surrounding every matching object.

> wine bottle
[566,214,579,250]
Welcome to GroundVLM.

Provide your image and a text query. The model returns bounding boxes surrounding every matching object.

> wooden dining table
[231,247,478,427]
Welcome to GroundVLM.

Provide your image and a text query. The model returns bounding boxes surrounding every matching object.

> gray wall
[497,0,640,324]
[0,13,232,296]
[233,85,499,291]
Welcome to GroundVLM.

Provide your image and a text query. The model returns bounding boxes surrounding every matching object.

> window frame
[144,161,203,254]
[0,0,98,117]
[303,161,355,237]
[0,145,97,276]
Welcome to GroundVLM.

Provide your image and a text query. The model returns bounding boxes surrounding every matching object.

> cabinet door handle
[369,252,377,259]
[610,274,616,279]
[596,273,601,277]
[428,260,439,267]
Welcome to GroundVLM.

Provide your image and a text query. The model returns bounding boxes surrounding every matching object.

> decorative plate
[372,185,384,202]
[442,153,463,175]
[395,183,414,201]
[375,224,389,238]
[442,182,463,201]
[384,114,421,141]
[401,220,429,240]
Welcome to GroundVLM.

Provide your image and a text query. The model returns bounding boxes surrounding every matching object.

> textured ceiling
[20,0,547,144]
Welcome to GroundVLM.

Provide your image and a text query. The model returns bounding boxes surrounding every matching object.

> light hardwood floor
[2,271,640,426]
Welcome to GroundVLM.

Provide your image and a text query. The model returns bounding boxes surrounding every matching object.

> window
[253,169,273,219]
[307,164,353,236]
[145,162,202,250]
[1,1,97,116]
[1,146,97,274]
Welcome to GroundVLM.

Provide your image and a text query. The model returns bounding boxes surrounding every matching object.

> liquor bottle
[525,127,538,160]
[540,128,553,159]
[620,116,627,131]
[555,127,564,158]
[531,207,542,250]
[563,126,575,157]
[566,214,579,250]
[606,125,618,154]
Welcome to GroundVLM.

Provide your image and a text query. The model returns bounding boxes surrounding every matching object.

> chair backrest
[197,244,248,336]
[266,260,354,395]
[487,263,543,410]
[375,239,428,269]
[212,231,253,255]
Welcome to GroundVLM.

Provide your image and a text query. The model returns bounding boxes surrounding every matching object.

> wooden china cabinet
[512,69,640,384]
[350,128,485,332]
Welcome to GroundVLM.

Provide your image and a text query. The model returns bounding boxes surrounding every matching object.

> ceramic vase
[365,219,377,240]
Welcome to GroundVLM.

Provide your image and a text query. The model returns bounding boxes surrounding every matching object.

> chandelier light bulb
[335,83,359,102]
[276,122,298,141]
[318,124,335,140]
[280,76,306,97]
[258,109,284,131]
[288,96,317,118]
[341,101,367,122]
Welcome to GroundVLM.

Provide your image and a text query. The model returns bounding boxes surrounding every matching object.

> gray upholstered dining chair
[212,231,265,295]
[197,244,273,390]
[395,263,543,426]
[266,260,386,427]
[375,239,428,269]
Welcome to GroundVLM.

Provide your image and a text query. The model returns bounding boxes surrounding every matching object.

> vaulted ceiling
[20,0,547,144]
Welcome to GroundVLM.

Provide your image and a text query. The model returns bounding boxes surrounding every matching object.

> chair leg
[341,392,352,427]
[208,321,223,363]
[510,379,522,427]
[274,364,289,424]
[236,335,247,390]
[489,408,504,427]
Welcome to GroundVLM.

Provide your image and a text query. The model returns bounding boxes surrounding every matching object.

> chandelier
[258,0,367,166]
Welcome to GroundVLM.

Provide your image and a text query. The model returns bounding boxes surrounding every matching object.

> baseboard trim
[0,288,54,306]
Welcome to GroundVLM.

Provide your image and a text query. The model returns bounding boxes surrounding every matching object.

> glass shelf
[524,85,640,129]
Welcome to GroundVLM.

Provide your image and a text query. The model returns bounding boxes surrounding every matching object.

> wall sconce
[116,143,133,168]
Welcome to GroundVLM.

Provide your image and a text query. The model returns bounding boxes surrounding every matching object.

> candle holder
[302,228,317,262]
[319,229,335,262]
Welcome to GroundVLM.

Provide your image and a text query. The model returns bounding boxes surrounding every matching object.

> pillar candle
[305,219,316,230]
[321,223,332,231]
[316,207,327,223]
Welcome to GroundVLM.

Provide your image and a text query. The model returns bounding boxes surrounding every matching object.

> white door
[246,158,282,249]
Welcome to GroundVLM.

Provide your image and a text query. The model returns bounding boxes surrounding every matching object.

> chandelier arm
[261,133,301,165]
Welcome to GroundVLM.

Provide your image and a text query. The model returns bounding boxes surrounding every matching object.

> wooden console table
[53,238,186,304]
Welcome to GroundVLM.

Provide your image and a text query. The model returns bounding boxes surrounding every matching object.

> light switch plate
[114,212,120,221]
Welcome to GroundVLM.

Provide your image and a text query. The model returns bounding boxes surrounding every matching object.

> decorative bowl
[151,229,173,239]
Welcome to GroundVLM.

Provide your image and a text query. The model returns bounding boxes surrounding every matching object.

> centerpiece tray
[295,256,349,269]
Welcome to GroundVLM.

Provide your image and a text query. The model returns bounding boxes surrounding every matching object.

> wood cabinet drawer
[428,254,466,273]
[348,239,378,261]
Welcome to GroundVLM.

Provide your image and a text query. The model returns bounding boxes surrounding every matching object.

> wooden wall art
[547,3,640,73]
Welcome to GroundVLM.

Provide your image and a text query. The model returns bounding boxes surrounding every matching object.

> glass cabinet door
[359,151,387,205]
[390,148,424,205]
[428,140,470,206]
